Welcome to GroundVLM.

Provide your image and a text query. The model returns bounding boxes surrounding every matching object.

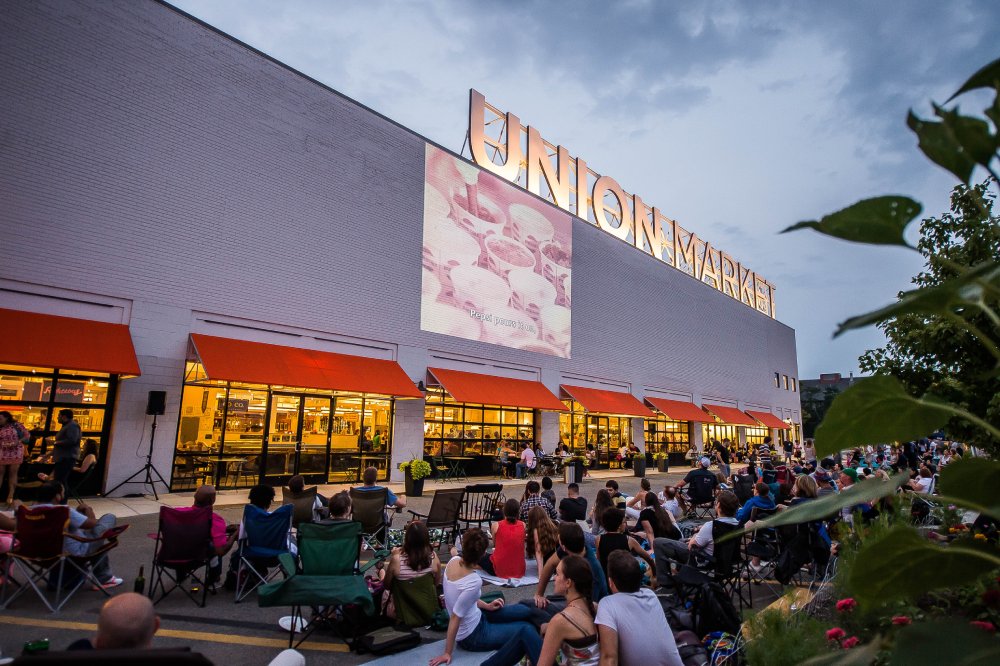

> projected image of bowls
[540,305,571,352]
[507,267,556,318]
[423,218,481,271]
[485,235,536,275]
[455,192,506,237]
[449,265,512,312]
[509,203,554,249]
[422,301,483,339]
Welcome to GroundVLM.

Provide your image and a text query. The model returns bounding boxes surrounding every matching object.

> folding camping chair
[1,505,129,613]
[407,487,465,552]
[234,503,293,602]
[744,507,781,594]
[257,521,388,649]
[457,483,503,531]
[281,486,321,528]
[685,477,717,519]
[148,506,216,608]
[349,487,393,551]
[673,519,751,613]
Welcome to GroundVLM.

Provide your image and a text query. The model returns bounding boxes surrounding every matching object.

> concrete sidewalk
[83,466,682,517]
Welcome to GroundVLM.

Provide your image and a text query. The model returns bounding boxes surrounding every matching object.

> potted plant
[398,458,431,497]
[653,452,669,473]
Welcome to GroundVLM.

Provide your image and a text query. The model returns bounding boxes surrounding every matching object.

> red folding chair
[1,505,128,613]
[148,506,215,607]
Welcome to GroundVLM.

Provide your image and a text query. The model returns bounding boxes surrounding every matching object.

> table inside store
[538,456,563,475]
[196,456,247,483]
[443,455,473,478]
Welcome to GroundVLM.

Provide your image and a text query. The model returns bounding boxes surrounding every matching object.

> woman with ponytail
[537,554,600,666]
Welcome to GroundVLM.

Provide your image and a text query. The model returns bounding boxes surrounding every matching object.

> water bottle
[133,565,145,594]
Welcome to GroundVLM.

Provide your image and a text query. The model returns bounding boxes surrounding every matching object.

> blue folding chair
[234,503,293,602]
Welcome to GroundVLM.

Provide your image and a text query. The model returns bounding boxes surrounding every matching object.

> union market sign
[468,90,776,318]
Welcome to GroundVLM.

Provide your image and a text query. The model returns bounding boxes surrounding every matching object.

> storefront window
[703,423,739,452]
[645,417,691,455]
[422,387,534,475]
[0,365,117,496]
[558,401,631,466]
[172,361,394,489]
[745,426,769,446]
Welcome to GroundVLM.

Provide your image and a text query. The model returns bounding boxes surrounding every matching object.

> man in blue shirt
[353,466,405,510]
[736,482,776,525]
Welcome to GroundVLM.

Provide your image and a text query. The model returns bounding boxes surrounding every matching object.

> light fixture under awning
[427,367,567,411]
[190,334,422,398]
[645,397,712,423]
[0,308,140,376]
[702,403,758,426]
[561,385,653,418]
[746,410,790,430]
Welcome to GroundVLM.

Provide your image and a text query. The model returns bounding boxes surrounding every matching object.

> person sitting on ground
[653,491,740,568]
[536,554,600,666]
[519,480,558,522]
[286,474,325,522]
[604,479,628,511]
[595,551,683,666]
[595,508,654,580]
[634,492,680,542]
[657,485,688,521]
[354,465,406,510]
[540,475,557,508]
[516,442,536,479]
[381,520,441,620]
[179,485,238,584]
[430,528,541,666]
[33,481,123,589]
[533,522,608,611]
[558,482,588,522]
[527,505,560,573]
[676,456,719,507]
[625,478,650,520]
[320,490,352,523]
[37,438,98,484]
[224,483,281,590]
[481,499,526,579]
[735,482,776,526]
[587,489,613,540]
[906,465,934,494]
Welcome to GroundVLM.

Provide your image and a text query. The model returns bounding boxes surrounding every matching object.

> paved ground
[0,467,780,664]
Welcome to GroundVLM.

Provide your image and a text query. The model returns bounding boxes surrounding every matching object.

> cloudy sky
[172,0,999,378]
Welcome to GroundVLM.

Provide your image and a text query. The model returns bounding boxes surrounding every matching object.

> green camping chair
[257,521,387,649]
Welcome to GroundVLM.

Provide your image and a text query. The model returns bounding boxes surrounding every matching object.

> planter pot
[404,469,425,497]
[632,457,646,477]
[656,459,668,473]
[572,460,584,484]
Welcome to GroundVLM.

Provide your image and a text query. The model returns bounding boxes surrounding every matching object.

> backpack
[733,475,754,504]
[673,630,710,666]
[355,626,422,655]
[694,581,741,636]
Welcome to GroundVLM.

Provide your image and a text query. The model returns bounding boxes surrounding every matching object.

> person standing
[782,439,794,465]
[52,409,82,491]
[0,411,30,507]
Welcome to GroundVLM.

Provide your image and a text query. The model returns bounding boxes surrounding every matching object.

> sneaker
[92,576,123,591]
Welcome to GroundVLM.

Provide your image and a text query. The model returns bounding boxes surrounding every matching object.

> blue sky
[170,0,1000,378]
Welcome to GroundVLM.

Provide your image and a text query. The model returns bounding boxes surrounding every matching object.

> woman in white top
[430,528,542,666]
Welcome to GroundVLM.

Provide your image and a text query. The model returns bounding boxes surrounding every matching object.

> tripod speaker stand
[106,391,170,500]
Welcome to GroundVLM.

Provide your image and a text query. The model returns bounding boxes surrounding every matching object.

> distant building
[799,373,864,437]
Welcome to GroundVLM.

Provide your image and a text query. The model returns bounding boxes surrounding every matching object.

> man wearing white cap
[675,456,719,507]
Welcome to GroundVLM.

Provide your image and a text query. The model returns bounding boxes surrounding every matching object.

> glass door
[263,393,330,485]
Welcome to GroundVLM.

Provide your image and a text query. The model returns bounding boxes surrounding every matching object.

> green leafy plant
[745,607,831,666]
[398,458,432,480]
[652,452,668,460]
[748,56,1000,662]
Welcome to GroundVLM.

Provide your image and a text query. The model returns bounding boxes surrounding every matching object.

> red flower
[983,589,1000,607]
[891,616,911,625]
[842,636,860,649]
[970,621,996,633]
[826,627,846,641]
[835,598,857,612]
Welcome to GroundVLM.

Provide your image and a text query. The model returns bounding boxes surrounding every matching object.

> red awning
[702,404,758,426]
[428,368,567,411]
[561,385,653,418]
[645,397,712,423]
[190,334,422,398]
[0,308,140,376]
[746,410,789,430]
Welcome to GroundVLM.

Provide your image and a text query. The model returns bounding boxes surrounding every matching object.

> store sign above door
[468,90,776,318]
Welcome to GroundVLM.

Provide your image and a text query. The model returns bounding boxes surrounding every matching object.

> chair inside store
[407,487,465,551]
[281,486,320,528]
[171,457,207,492]
[223,458,257,489]
[329,456,360,483]
[148,506,216,608]
[1,505,129,613]
[234,503,293,602]
[458,483,503,531]
[258,521,387,650]
[349,487,392,551]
